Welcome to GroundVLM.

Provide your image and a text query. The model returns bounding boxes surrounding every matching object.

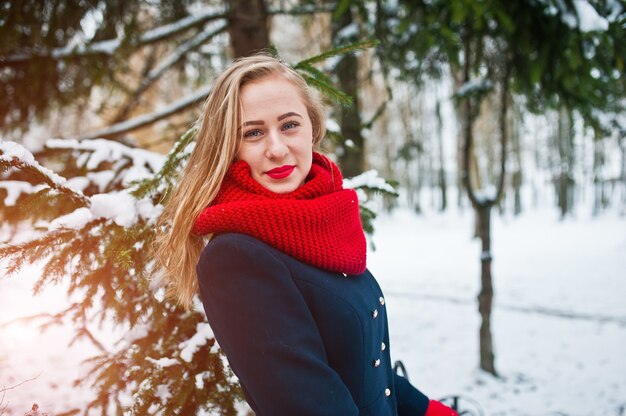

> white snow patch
[344,169,396,194]
[178,322,216,363]
[573,0,609,32]
[146,357,179,368]
[195,371,212,390]
[0,181,47,206]
[48,207,94,230]
[90,192,138,228]
[0,141,70,187]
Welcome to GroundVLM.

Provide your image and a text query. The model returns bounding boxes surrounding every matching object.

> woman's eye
[243,129,262,139]
[282,121,300,131]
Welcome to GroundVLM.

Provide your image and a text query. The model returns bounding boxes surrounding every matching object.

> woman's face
[236,74,314,194]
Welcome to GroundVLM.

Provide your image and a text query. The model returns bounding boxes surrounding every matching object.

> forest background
[0,0,625,415]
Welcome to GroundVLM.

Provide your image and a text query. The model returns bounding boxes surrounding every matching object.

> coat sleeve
[394,372,430,416]
[196,234,359,416]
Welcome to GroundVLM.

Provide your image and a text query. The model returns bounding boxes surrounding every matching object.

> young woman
[157,54,457,416]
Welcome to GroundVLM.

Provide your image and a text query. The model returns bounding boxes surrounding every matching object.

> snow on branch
[0,141,89,206]
[1,140,164,230]
[0,181,47,206]
[344,169,397,195]
[344,169,398,208]
[454,79,494,99]
[2,10,227,63]
[178,322,218,363]
[46,138,165,177]
[70,85,211,141]
[267,3,337,15]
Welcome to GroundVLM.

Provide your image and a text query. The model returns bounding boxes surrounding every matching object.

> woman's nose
[265,130,288,159]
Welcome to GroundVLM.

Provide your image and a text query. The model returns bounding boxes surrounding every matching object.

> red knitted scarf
[192,152,366,275]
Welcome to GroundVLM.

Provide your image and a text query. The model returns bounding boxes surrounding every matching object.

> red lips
[266,165,296,179]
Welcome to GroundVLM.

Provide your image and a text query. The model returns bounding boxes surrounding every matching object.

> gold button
[372,359,380,367]
[379,296,385,305]
[384,388,391,397]
[381,342,386,351]
[371,309,378,319]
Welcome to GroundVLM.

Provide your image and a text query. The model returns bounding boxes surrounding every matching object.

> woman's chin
[260,178,300,194]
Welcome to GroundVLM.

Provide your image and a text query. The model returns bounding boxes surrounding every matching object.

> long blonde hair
[154,53,327,310]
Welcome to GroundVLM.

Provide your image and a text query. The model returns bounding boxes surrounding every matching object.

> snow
[1,197,625,415]
[146,357,179,368]
[46,138,165,174]
[89,192,137,228]
[0,181,46,206]
[178,322,217,363]
[367,203,626,416]
[44,191,159,230]
[48,207,93,230]
[542,0,611,32]
[455,79,494,98]
[572,0,609,32]
[195,371,212,390]
[0,141,69,187]
[344,169,397,194]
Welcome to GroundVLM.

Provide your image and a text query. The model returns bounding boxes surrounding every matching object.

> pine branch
[294,39,380,67]
[344,169,398,196]
[66,87,210,141]
[295,63,335,86]
[301,74,353,106]
[130,127,197,200]
[2,10,227,63]
[113,22,228,122]
[0,142,89,206]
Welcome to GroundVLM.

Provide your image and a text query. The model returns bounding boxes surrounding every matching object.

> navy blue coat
[196,233,430,415]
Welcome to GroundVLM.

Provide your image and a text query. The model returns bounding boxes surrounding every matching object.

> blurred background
[1,0,625,415]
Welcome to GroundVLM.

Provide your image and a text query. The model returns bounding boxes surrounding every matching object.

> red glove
[424,399,459,416]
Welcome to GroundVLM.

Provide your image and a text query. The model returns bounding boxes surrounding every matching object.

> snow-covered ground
[1,202,625,415]
[369,204,626,416]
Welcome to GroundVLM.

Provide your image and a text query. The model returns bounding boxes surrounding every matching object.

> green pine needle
[295,39,380,67]
[302,74,353,106]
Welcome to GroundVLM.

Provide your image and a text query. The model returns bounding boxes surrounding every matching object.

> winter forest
[1,0,625,415]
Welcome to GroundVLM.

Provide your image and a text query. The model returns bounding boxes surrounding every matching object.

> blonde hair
[154,53,326,310]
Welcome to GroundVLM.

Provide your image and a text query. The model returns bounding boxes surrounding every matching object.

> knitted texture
[192,152,367,275]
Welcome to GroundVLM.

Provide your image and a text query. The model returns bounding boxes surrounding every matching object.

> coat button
[379,296,385,305]
[381,342,386,351]
[372,359,381,368]
[385,388,391,397]
[371,309,378,319]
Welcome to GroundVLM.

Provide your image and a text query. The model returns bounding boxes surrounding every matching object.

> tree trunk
[459,37,511,377]
[511,106,522,216]
[593,133,605,216]
[477,205,496,374]
[618,132,626,215]
[227,0,269,58]
[436,101,447,211]
[557,105,575,218]
[332,7,365,177]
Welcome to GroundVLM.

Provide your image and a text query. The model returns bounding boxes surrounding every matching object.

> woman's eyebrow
[242,120,264,127]
[277,112,302,121]
[241,112,302,127]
